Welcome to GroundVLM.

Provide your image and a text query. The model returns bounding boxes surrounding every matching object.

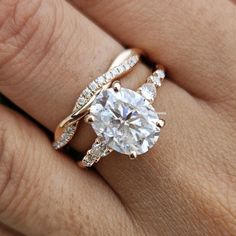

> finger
[71,0,236,104]
[0,105,134,236]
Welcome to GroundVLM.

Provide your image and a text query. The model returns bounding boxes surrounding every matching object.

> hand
[0,0,235,235]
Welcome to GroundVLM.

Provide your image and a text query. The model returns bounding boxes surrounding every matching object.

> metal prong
[129,151,137,159]
[95,139,100,145]
[84,114,95,124]
[157,119,165,128]
[112,81,121,92]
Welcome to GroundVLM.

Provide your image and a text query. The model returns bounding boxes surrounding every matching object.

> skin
[0,0,235,235]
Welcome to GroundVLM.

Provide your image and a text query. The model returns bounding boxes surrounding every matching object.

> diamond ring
[53,49,166,168]
[79,65,166,167]
[53,49,141,149]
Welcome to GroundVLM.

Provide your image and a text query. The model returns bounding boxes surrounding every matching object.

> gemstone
[90,87,160,155]
[139,83,157,101]
[77,96,87,106]
[111,67,120,76]
[53,124,77,150]
[95,76,106,86]
[89,81,98,91]
[82,154,97,167]
[105,71,114,81]
[90,138,110,158]
[128,55,138,66]
[149,69,165,86]
[83,88,93,99]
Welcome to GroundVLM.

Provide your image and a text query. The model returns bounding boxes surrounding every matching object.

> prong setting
[112,81,121,92]
[157,119,165,128]
[84,114,95,124]
[129,151,137,159]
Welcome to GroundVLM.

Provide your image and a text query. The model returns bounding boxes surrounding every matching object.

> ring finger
[0,0,196,233]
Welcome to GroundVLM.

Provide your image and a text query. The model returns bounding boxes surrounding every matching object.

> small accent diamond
[111,67,120,76]
[139,83,157,102]
[124,63,130,70]
[89,81,98,91]
[91,138,109,158]
[149,69,165,87]
[53,125,77,149]
[128,56,138,67]
[95,76,106,86]
[82,154,96,167]
[82,137,111,167]
[117,65,125,73]
[77,96,87,106]
[105,71,114,82]
[83,88,93,99]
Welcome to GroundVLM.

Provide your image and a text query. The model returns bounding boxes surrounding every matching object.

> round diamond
[90,87,160,155]
[95,76,106,86]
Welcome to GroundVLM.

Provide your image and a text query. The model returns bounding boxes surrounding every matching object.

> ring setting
[53,49,166,167]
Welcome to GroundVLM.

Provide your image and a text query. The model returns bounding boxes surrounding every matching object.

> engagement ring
[53,49,166,167]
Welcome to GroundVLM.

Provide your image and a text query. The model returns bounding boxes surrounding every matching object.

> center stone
[90,87,160,155]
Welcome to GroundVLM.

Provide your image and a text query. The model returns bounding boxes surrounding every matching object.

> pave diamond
[82,88,93,99]
[105,71,114,82]
[77,96,87,106]
[89,81,98,91]
[139,83,157,101]
[95,76,106,86]
[90,138,110,157]
[82,138,110,167]
[90,87,160,155]
[53,124,77,149]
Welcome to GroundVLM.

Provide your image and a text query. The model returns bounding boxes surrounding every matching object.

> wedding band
[53,49,141,149]
[53,48,166,168]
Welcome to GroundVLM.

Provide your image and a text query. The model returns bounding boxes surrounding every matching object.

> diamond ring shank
[53,49,141,149]
[80,65,166,167]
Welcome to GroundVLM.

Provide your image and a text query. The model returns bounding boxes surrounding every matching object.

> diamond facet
[90,87,160,155]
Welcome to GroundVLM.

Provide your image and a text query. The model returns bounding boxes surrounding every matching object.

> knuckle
[0,0,41,64]
[0,0,59,86]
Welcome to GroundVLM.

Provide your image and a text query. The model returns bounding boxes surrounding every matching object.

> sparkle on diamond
[90,87,160,155]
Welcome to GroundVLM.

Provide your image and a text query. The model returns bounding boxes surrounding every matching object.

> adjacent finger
[72,0,236,104]
[0,105,135,236]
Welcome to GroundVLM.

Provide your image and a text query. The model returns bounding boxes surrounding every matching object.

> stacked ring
[53,49,166,168]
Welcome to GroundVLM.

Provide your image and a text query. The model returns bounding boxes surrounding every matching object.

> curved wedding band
[53,49,166,168]
[53,49,141,149]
